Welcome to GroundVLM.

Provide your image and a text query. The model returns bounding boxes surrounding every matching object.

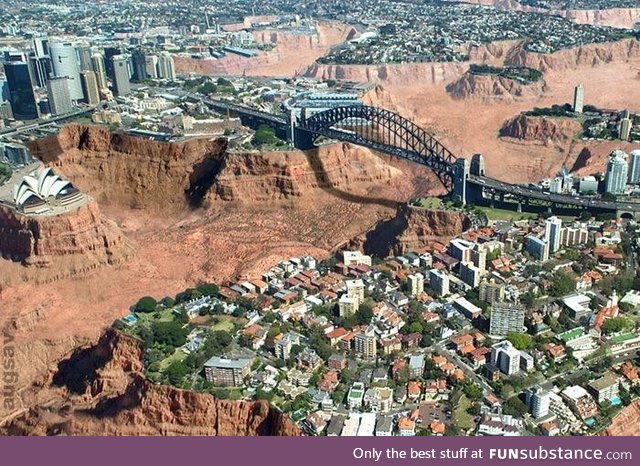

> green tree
[252,124,278,146]
[0,162,12,179]
[165,360,190,385]
[354,302,374,326]
[601,317,629,335]
[175,288,202,303]
[462,381,483,401]
[549,270,576,297]
[507,332,533,350]
[135,296,158,313]
[502,396,528,417]
[197,81,217,94]
[151,321,188,347]
[202,330,233,357]
[197,283,219,297]
[159,296,176,308]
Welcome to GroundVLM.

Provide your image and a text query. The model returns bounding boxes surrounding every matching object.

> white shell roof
[13,167,73,207]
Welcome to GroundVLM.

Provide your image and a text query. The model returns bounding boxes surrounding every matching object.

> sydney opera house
[12,167,86,215]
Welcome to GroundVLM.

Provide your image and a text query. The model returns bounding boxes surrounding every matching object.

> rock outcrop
[503,38,640,72]
[446,72,546,101]
[0,200,133,282]
[211,143,402,202]
[174,21,354,77]
[306,61,467,86]
[558,8,640,29]
[28,125,228,214]
[499,114,582,144]
[2,329,300,436]
[354,205,471,257]
[602,400,640,436]
[456,0,640,29]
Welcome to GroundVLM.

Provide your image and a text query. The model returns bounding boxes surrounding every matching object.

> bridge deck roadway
[469,176,640,213]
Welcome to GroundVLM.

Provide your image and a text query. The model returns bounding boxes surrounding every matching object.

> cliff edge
[2,329,301,436]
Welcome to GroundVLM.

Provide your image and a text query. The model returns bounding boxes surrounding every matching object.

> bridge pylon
[293,127,315,150]
[453,158,469,206]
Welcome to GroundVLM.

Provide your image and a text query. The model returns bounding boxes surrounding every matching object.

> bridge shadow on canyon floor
[302,147,402,210]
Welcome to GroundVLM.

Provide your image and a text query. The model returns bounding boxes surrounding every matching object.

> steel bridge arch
[298,105,458,188]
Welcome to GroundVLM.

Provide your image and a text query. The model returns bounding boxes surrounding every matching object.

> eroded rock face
[28,125,228,214]
[602,400,640,436]
[306,61,466,86]
[354,205,471,257]
[558,8,640,29]
[2,329,301,436]
[0,200,133,282]
[499,114,582,144]
[173,21,355,77]
[504,38,640,72]
[446,72,546,102]
[211,143,402,202]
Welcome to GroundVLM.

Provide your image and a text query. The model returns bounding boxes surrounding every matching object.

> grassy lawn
[453,394,474,430]
[210,315,237,332]
[415,197,443,209]
[476,206,539,222]
[135,308,175,324]
[158,348,187,371]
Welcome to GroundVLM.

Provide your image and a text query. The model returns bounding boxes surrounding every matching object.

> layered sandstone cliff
[2,329,300,436]
[174,21,355,77]
[456,0,640,29]
[306,61,467,86]
[569,140,640,176]
[0,200,133,283]
[556,8,640,29]
[0,125,444,433]
[307,37,640,87]
[352,205,471,257]
[446,72,546,101]
[212,143,402,202]
[28,125,228,214]
[503,38,640,72]
[601,400,640,436]
[499,114,582,144]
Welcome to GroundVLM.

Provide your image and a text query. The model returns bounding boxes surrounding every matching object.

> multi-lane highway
[468,175,640,213]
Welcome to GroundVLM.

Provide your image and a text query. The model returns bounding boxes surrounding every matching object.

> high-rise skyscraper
[629,150,640,185]
[573,84,584,114]
[489,302,525,337]
[47,76,73,115]
[32,36,49,57]
[29,35,52,88]
[76,45,93,71]
[145,54,159,79]
[605,150,628,195]
[479,279,505,305]
[111,55,130,96]
[544,216,562,253]
[90,53,108,91]
[490,340,521,376]
[526,235,549,262]
[429,269,450,297]
[80,71,100,105]
[49,42,84,101]
[157,51,175,80]
[103,47,121,81]
[526,385,551,419]
[28,54,52,88]
[4,61,39,120]
[131,49,148,82]
[619,118,632,141]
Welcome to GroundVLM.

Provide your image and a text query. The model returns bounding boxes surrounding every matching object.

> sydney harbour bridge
[198,96,640,219]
